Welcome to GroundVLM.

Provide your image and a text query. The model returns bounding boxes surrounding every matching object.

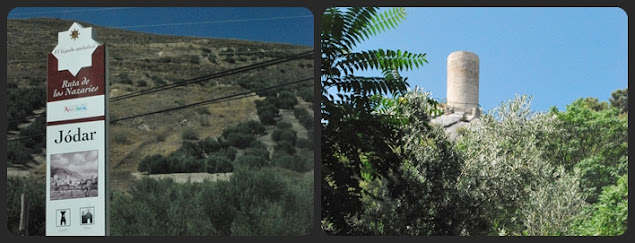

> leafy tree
[277,90,298,109]
[609,88,627,113]
[457,95,587,236]
[547,99,627,203]
[571,174,628,236]
[321,7,428,235]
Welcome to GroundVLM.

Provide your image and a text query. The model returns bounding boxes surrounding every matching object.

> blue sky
[352,7,627,112]
[7,7,313,47]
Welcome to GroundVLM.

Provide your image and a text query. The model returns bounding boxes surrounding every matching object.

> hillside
[6,18,315,192]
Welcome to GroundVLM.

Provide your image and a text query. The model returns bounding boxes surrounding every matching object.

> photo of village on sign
[50,150,99,200]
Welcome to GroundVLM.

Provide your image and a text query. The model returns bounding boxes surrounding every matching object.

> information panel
[46,22,108,236]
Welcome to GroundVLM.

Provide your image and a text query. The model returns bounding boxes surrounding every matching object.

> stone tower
[446,51,479,116]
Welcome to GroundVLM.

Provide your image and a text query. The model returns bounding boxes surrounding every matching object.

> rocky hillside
[6,18,315,192]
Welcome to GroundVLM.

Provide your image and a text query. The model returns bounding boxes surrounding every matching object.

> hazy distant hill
[7,18,314,191]
[50,167,82,180]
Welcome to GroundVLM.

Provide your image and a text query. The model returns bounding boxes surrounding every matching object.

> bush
[7,141,34,166]
[272,128,297,146]
[189,55,200,64]
[118,73,133,84]
[110,170,313,236]
[182,128,199,140]
[277,91,297,110]
[243,147,270,162]
[195,106,211,115]
[199,117,211,127]
[137,80,148,87]
[225,132,255,149]
[112,131,131,144]
[294,107,313,130]
[297,88,313,103]
[274,141,296,155]
[199,137,221,154]
[7,176,46,235]
[234,155,267,169]
[296,138,313,150]
[276,121,293,130]
[255,99,280,125]
[213,147,238,161]
[175,140,205,159]
[152,76,168,87]
[206,155,233,173]
[271,154,312,172]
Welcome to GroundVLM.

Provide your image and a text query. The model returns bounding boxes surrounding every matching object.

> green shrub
[189,55,200,64]
[195,106,211,115]
[206,155,233,173]
[277,91,297,109]
[112,131,131,144]
[199,137,221,154]
[255,99,280,125]
[118,73,133,84]
[296,138,313,150]
[274,141,296,155]
[225,133,255,149]
[243,147,270,162]
[199,117,211,127]
[213,147,237,161]
[182,128,199,140]
[137,80,148,87]
[152,76,168,86]
[272,128,297,146]
[234,155,267,169]
[7,176,46,235]
[271,154,312,173]
[276,121,293,129]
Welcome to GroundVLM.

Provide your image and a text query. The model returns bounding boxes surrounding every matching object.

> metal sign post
[46,22,108,236]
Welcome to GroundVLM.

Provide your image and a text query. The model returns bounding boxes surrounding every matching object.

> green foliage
[321,7,429,235]
[274,141,296,155]
[547,98,628,203]
[271,153,313,173]
[137,80,148,87]
[7,86,45,130]
[221,120,266,149]
[195,106,211,115]
[297,87,314,102]
[199,137,221,154]
[6,176,46,235]
[181,128,199,140]
[277,91,298,109]
[112,131,131,144]
[111,169,313,236]
[234,155,267,169]
[571,174,628,236]
[609,88,627,113]
[457,95,587,236]
[255,99,280,125]
[294,107,313,130]
[272,128,297,146]
[118,72,133,84]
[205,155,234,173]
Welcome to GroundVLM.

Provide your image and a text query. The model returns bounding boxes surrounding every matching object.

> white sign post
[46,22,109,236]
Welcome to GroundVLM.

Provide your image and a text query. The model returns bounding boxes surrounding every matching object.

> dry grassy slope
[7,18,315,192]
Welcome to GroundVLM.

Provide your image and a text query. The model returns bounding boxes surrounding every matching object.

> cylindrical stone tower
[447,51,479,115]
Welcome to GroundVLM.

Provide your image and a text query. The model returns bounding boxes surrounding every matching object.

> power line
[110,50,313,101]
[7,77,313,142]
[6,49,309,63]
[111,77,313,122]
[7,50,312,123]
